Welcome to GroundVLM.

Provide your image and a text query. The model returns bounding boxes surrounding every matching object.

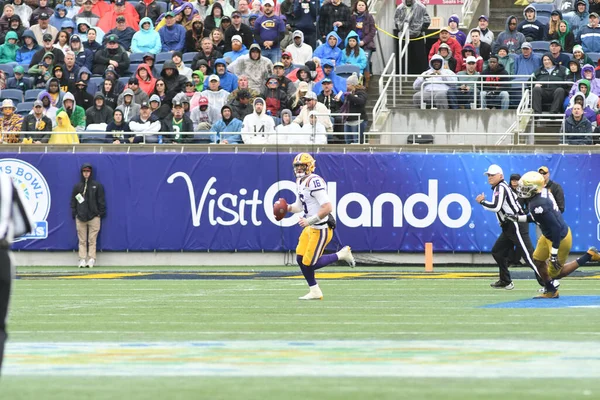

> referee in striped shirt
[476,164,539,290]
[0,173,35,375]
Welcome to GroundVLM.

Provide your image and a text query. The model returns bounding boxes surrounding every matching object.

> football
[273,198,288,221]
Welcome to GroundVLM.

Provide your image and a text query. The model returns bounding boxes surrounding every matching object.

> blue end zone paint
[482,296,600,309]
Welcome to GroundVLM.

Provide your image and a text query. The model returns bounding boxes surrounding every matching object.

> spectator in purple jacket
[253,0,285,63]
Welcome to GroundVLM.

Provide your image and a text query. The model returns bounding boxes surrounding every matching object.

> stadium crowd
[397,0,600,144]
[0,0,373,144]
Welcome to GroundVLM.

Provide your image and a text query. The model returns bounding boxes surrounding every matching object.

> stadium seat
[24,89,43,102]
[89,76,104,90]
[128,63,140,76]
[80,132,109,144]
[16,102,33,116]
[130,53,145,63]
[335,64,361,78]
[0,89,24,104]
[183,52,196,64]
[587,52,600,63]
[531,3,554,13]
[119,76,130,87]
[156,52,173,63]
[530,41,549,52]
[563,52,573,60]
[156,0,167,14]
[537,15,550,25]
[0,64,14,77]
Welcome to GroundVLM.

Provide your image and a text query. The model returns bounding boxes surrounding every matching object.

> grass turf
[1,268,600,399]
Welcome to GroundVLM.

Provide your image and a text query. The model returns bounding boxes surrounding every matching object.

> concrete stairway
[489,0,527,35]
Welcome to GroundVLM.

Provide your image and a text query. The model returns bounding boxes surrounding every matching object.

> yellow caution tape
[375,24,441,41]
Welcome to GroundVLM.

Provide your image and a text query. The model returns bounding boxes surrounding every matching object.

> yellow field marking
[60,273,154,279]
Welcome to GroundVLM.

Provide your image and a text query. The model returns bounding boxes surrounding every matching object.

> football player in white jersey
[277,153,355,300]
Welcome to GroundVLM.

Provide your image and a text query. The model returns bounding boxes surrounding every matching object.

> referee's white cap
[484,164,503,176]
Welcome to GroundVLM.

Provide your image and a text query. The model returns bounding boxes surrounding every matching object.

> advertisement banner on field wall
[0,153,597,253]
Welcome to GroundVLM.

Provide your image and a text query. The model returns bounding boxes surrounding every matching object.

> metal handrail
[372,54,396,132]
[398,22,410,78]
[461,0,481,30]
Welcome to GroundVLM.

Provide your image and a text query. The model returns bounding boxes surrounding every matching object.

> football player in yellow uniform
[276,153,355,300]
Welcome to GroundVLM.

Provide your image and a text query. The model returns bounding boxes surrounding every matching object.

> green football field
[2,265,600,400]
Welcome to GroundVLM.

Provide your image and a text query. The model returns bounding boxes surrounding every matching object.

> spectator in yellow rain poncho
[49,111,80,144]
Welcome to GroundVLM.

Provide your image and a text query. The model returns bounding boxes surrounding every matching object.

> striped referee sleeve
[0,174,35,242]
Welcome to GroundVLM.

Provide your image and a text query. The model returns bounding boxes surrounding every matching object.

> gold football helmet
[293,153,316,178]
[517,171,545,198]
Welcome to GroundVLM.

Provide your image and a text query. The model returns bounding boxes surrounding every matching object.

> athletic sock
[297,255,317,286]
[313,253,339,270]
[577,253,592,266]
[544,281,557,292]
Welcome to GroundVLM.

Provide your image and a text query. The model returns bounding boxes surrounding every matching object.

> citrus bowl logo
[0,158,50,241]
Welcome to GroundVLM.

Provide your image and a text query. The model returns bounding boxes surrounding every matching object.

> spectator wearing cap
[159,11,187,52]
[223,34,249,62]
[163,100,194,143]
[517,5,545,42]
[493,16,525,55]
[190,95,212,133]
[121,77,150,106]
[447,14,466,46]
[548,39,570,67]
[0,100,22,143]
[469,15,494,46]
[97,0,140,34]
[480,54,510,110]
[129,101,162,143]
[16,29,41,66]
[261,74,289,118]
[116,88,140,122]
[272,61,294,97]
[532,53,567,114]
[228,43,274,93]
[7,66,32,92]
[106,15,136,51]
[280,51,297,75]
[537,166,565,212]
[513,42,542,83]
[253,0,286,63]
[428,27,463,70]
[313,31,343,68]
[448,56,479,109]
[30,11,59,45]
[294,91,333,133]
[209,105,243,144]
[316,78,343,134]
[0,31,18,64]
[578,11,600,53]
[30,0,53,27]
[131,17,161,54]
[22,100,53,143]
[565,0,590,39]
[314,59,344,95]
[200,74,230,123]
[285,30,313,66]
[92,34,130,75]
[460,44,483,72]
[135,0,162,24]
[241,97,275,144]
[548,19,575,54]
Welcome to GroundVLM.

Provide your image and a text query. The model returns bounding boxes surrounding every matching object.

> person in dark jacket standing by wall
[538,166,565,213]
[476,164,556,294]
[0,173,34,375]
[71,163,106,269]
[342,73,367,144]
